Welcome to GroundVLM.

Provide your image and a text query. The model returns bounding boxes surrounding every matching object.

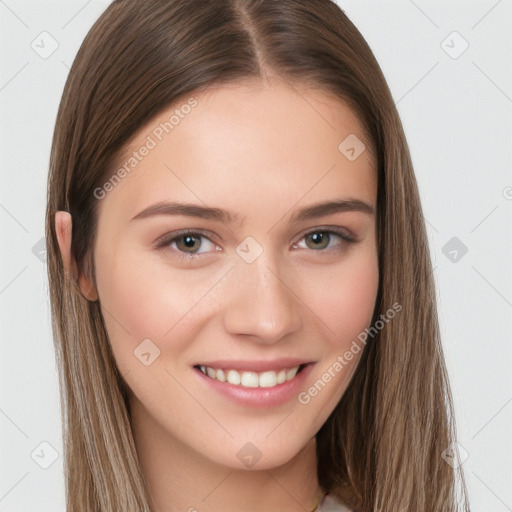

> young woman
[45,1,471,511]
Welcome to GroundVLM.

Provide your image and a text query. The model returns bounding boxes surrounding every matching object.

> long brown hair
[45,1,470,510]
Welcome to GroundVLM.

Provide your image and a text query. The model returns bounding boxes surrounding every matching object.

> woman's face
[90,79,378,469]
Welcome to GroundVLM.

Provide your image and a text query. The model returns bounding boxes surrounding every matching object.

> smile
[194,364,307,388]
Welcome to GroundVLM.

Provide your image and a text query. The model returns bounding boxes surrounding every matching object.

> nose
[222,252,303,344]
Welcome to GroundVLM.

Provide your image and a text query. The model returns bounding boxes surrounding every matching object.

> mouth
[193,363,310,389]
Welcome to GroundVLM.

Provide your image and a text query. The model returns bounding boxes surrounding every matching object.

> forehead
[98,80,376,223]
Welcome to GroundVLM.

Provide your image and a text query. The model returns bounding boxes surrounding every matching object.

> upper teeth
[197,365,301,388]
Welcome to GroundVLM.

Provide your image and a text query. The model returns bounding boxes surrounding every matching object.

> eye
[293,228,356,251]
[155,229,218,258]
[154,226,357,260]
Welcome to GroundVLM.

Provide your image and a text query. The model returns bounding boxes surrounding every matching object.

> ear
[54,211,99,301]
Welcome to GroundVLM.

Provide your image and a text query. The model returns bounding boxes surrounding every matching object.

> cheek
[304,248,379,347]
[294,251,378,424]
[93,245,210,370]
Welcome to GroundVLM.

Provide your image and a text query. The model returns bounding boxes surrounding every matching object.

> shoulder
[317,493,353,512]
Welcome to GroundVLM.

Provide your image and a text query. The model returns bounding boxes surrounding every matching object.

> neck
[129,396,321,512]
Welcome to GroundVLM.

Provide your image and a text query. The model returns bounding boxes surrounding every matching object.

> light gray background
[1,1,511,510]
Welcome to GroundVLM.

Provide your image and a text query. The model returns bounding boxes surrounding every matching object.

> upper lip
[194,358,314,373]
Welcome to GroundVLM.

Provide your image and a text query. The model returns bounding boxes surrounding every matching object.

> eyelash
[154,227,357,260]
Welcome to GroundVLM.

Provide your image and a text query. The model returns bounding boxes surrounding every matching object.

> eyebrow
[130,199,375,224]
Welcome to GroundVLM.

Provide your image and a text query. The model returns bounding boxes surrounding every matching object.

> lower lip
[194,364,314,408]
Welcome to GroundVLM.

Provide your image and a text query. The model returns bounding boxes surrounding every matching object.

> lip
[193,357,313,373]
[193,362,315,408]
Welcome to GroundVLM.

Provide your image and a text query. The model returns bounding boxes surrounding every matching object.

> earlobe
[77,268,99,301]
[54,211,99,301]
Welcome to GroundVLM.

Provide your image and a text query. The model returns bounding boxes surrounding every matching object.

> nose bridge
[222,246,303,342]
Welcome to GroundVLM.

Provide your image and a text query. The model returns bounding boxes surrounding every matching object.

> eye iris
[306,232,329,250]
[177,234,200,253]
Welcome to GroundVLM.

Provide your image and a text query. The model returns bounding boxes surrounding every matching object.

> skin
[55,77,379,512]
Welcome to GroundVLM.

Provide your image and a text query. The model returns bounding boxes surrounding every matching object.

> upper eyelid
[153,228,216,248]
